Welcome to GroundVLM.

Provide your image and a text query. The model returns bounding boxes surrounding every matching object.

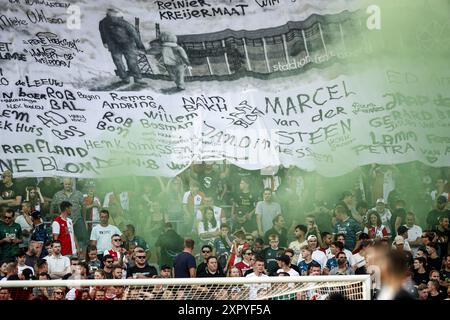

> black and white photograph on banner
[0,0,449,312]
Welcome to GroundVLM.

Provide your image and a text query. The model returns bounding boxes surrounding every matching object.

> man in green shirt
[0,208,23,260]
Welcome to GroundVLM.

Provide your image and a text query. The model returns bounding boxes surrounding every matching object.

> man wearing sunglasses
[52,287,66,300]
[126,250,157,279]
[90,210,121,260]
[235,249,254,274]
[102,254,114,279]
[196,245,223,275]
[0,208,23,260]
[104,234,126,263]
[197,256,224,277]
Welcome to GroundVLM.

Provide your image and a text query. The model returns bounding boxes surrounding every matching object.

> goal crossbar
[0,275,372,300]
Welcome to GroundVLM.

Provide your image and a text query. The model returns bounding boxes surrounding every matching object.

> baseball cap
[276,255,291,265]
[160,264,171,271]
[307,235,317,241]
[376,198,385,204]
[394,235,405,245]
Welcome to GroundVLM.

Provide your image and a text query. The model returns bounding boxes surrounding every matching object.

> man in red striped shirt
[235,248,254,274]
[103,234,126,263]
[52,201,79,256]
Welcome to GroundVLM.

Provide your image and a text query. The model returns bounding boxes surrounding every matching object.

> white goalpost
[0,275,372,300]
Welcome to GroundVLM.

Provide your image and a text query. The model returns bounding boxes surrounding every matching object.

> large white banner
[0,0,449,177]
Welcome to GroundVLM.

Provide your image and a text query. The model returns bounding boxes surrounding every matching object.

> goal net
[0,275,371,300]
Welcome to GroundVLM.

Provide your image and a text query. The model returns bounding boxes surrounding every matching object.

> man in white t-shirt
[183,181,204,213]
[44,240,71,279]
[15,202,33,249]
[404,212,422,256]
[276,255,300,277]
[182,181,205,235]
[350,241,370,270]
[288,224,307,265]
[255,188,282,237]
[90,209,121,258]
[16,249,34,276]
[245,257,270,300]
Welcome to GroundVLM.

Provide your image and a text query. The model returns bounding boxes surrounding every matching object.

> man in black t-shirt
[440,255,450,286]
[232,178,257,234]
[229,165,258,189]
[198,162,220,197]
[413,257,429,285]
[197,256,224,277]
[196,244,212,275]
[233,183,256,215]
[102,255,114,279]
[196,244,223,275]
[391,207,407,236]
[213,224,232,271]
[126,252,157,278]
[155,223,184,267]
[433,216,449,258]
[0,170,23,212]
[426,196,450,230]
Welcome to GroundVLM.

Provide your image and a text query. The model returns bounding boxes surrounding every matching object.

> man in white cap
[391,235,413,270]
[392,235,406,250]
[296,235,327,269]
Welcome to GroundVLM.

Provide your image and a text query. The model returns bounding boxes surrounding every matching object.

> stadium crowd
[0,161,449,300]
